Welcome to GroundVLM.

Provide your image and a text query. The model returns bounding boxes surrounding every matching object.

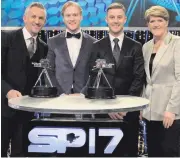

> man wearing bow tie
[47,1,96,95]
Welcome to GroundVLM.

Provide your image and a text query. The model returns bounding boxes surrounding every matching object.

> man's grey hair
[24,2,47,18]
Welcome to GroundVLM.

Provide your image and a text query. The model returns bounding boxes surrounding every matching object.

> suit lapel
[116,35,129,68]
[34,38,42,59]
[60,32,73,67]
[16,29,30,68]
[144,41,153,81]
[102,36,115,64]
[18,29,29,58]
[36,38,41,55]
[75,32,87,67]
[152,32,172,74]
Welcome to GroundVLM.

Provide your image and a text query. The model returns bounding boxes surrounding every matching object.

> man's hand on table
[69,93,85,96]
[7,90,22,100]
[108,112,127,120]
[69,93,81,96]
[139,111,143,120]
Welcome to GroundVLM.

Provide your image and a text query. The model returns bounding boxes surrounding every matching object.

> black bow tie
[66,32,81,39]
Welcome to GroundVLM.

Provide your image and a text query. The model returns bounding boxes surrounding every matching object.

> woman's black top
[149,53,156,76]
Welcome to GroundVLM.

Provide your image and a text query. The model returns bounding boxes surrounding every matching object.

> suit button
[74,69,75,71]
[73,80,75,83]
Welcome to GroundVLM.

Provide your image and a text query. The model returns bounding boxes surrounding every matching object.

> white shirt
[22,27,37,53]
[65,28,82,67]
[109,32,124,52]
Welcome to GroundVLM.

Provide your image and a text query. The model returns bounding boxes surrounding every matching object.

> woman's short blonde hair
[61,1,82,16]
[144,6,169,22]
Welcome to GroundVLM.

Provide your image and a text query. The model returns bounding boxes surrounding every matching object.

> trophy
[30,59,58,98]
[85,59,116,99]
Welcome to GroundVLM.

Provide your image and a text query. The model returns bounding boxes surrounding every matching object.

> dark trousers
[1,112,33,157]
[1,116,24,157]
[145,119,180,157]
[118,120,139,156]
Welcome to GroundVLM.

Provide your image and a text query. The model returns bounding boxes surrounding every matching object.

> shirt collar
[22,27,38,40]
[109,32,124,44]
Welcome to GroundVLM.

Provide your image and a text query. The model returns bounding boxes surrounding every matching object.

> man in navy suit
[1,2,48,156]
[88,2,144,156]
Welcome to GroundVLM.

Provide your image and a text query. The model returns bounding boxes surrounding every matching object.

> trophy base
[85,87,116,99]
[30,86,58,98]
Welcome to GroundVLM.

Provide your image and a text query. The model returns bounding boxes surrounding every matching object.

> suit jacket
[1,29,48,118]
[142,32,180,121]
[88,35,144,121]
[47,31,96,94]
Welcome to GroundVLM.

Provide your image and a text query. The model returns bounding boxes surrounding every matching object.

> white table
[9,95,150,157]
[8,95,149,114]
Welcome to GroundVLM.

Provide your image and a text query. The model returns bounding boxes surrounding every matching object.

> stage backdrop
[1,0,180,28]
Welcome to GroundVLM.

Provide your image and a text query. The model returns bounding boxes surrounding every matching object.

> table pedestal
[24,119,125,157]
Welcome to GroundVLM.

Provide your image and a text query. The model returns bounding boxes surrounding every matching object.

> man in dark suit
[88,3,144,156]
[47,1,96,95]
[1,2,48,156]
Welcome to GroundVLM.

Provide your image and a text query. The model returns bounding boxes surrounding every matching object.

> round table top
[8,95,149,114]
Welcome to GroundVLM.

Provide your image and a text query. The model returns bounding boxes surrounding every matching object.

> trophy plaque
[85,59,116,99]
[30,59,58,98]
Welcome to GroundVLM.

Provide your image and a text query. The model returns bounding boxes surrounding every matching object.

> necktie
[28,37,35,58]
[66,32,81,39]
[113,38,120,63]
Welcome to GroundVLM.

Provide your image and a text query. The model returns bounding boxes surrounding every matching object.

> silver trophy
[30,59,58,98]
[85,59,116,99]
